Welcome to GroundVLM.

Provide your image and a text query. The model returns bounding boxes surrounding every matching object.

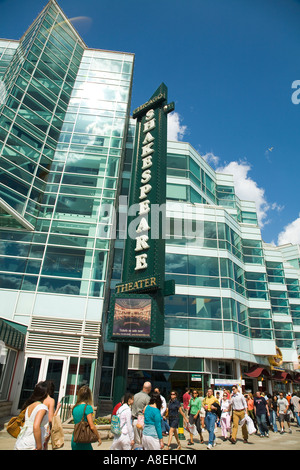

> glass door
[18,355,68,409]
[45,359,65,405]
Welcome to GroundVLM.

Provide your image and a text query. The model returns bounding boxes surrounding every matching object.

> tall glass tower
[0,0,134,410]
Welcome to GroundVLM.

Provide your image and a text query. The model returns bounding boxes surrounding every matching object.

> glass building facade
[0,1,299,413]
[0,0,134,412]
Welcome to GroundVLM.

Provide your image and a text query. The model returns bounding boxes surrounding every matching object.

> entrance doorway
[18,355,68,409]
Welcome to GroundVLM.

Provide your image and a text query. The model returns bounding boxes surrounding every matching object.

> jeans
[256,413,269,436]
[161,417,170,434]
[294,412,300,427]
[205,412,217,445]
[269,410,278,432]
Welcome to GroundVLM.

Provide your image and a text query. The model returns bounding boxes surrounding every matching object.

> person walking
[182,387,191,420]
[220,390,232,440]
[198,390,206,432]
[245,393,257,431]
[142,392,164,450]
[202,388,220,449]
[268,394,278,433]
[254,391,270,438]
[43,380,62,449]
[154,387,170,436]
[277,392,291,434]
[71,385,102,450]
[110,392,134,450]
[187,390,204,445]
[229,385,248,444]
[165,390,187,450]
[14,381,49,450]
[290,393,300,427]
[112,396,124,416]
[131,381,151,447]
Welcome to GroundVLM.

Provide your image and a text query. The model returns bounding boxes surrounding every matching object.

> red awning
[294,373,300,383]
[272,371,293,382]
[244,366,270,378]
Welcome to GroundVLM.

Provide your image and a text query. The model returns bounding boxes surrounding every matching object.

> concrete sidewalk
[1,420,299,451]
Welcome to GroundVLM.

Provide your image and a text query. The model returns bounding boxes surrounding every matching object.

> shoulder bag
[51,414,65,449]
[73,404,98,444]
[6,408,26,438]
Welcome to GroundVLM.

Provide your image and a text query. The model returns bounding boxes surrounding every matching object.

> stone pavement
[0,419,299,451]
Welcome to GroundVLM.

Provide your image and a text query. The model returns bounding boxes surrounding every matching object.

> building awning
[294,373,300,383]
[0,318,27,351]
[244,366,270,378]
[271,371,293,382]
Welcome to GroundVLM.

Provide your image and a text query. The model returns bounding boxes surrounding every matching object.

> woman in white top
[110,392,134,450]
[220,392,232,440]
[14,381,49,450]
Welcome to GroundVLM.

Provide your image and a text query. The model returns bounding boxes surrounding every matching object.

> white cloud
[216,160,270,227]
[271,202,284,213]
[277,215,300,246]
[167,112,187,141]
[202,152,220,167]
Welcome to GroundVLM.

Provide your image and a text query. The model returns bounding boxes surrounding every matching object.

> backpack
[6,408,26,438]
[110,408,126,436]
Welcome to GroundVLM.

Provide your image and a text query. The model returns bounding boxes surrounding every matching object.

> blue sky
[1,0,299,245]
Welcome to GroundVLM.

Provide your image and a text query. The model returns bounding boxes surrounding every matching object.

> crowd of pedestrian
[9,378,300,451]
[109,382,300,451]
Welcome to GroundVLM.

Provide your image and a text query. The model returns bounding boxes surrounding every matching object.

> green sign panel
[108,83,175,348]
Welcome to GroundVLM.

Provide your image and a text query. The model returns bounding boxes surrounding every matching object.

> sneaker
[265,433,269,438]
[207,444,212,450]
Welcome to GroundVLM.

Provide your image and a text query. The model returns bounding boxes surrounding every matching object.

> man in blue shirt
[254,391,270,437]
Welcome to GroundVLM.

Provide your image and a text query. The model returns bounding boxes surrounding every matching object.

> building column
[236,360,242,390]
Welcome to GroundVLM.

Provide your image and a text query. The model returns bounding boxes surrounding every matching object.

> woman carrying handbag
[71,385,102,450]
[187,390,204,445]
[14,381,49,450]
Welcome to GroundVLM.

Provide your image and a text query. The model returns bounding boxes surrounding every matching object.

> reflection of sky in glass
[55,49,133,153]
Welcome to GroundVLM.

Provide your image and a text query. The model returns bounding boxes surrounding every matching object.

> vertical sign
[108,83,175,348]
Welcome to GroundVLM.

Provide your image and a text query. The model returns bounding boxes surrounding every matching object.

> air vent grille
[26,316,101,357]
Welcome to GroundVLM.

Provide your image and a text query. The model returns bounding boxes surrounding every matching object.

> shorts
[279,413,290,423]
[168,416,179,428]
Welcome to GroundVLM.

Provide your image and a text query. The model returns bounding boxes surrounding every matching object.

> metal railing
[60,395,74,423]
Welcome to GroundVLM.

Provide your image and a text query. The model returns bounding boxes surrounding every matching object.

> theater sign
[108,84,175,348]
